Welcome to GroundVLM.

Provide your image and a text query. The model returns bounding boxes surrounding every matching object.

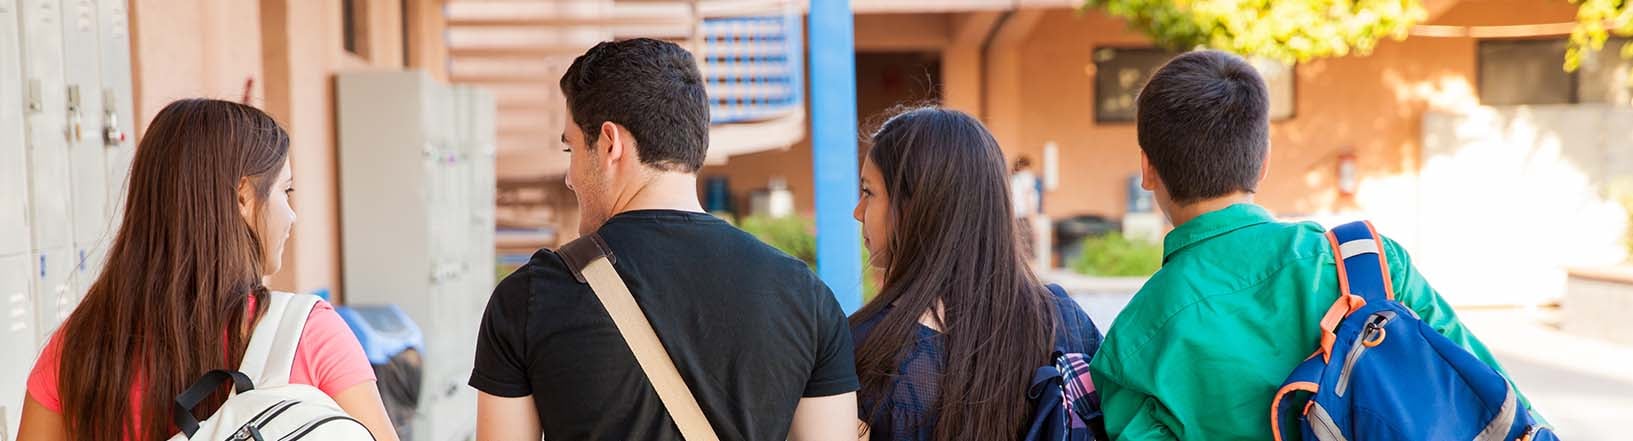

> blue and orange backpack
[1271,221,1557,441]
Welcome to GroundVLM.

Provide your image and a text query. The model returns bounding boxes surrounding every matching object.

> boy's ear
[1139,151,1161,192]
[1259,145,1273,184]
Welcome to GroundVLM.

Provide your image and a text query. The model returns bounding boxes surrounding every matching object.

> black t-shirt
[469,210,860,441]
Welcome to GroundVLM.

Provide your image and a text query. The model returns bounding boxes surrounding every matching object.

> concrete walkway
[1047,272,1629,440]
[1458,308,1631,440]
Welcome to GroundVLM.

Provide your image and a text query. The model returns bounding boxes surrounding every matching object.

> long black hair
[851,107,1058,440]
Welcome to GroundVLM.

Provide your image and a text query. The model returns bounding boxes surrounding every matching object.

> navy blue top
[852,285,1104,440]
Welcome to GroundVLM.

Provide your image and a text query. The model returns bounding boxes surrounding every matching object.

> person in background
[17,99,396,440]
[1011,155,1044,265]
[850,107,1103,440]
[470,38,859,441]
[1087,50,1539,440]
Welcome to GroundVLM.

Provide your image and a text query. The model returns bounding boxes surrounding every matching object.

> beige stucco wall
[130,0,265,138]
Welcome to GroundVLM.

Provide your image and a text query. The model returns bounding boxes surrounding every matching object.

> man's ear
[599,121,623,165]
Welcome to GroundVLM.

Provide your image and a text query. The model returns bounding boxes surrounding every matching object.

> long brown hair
[851,107,1058,440]
[55,99,289,440]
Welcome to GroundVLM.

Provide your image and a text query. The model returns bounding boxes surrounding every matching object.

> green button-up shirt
[1088,204,1536,440]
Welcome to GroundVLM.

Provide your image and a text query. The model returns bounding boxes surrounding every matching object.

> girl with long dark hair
[17,99,397,440]
[851,107,1103,440]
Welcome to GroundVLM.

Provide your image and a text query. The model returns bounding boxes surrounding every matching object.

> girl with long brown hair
[17,99,397,440]
[850,107,1103,440]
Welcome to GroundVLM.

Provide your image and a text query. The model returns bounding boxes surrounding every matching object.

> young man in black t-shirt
[469,38,860,441]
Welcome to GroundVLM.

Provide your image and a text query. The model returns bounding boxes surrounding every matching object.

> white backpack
[166,292,376,441]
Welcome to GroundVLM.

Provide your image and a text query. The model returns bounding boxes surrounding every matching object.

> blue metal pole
[807,0,863,313]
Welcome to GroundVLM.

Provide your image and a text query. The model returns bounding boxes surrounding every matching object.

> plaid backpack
[1025,352,1107,441]
[1025,284,1107,441]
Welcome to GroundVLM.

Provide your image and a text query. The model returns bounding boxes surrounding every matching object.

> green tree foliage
[1610,178,1633,261]
[1081,0,1427,64]
[1567,0,1633,72]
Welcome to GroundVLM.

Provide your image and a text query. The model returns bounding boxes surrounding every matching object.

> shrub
[735,215,879,301]
[1071,232,1163,277]
[737,215,819,265]
[1612,178,1633,261]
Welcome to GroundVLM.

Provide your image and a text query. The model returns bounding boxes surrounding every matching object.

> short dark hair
[1136,50,1269,204]
[560,38,710,172]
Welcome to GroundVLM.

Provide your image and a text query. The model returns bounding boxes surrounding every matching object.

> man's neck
[613,171,705,216]
[1165,193,1254,227]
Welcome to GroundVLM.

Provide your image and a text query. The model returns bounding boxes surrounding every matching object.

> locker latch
[104,110,125,146]
[103,90,126,146]
[66,85,85,143]
[25,79,42,113]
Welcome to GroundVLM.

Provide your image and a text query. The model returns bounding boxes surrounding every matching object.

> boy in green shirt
[1087,50,1538,440]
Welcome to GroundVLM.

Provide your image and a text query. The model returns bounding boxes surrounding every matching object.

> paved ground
[1048,271,1629,440]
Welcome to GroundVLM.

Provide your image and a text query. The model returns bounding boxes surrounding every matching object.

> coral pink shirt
[26,299,376,437]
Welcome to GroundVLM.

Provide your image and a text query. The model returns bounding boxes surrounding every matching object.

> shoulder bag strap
[559,233,721,441]
[238,291,321,387]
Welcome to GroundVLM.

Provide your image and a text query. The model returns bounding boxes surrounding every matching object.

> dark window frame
[342,0,370,58]
[1091,47,1298,124]
[1476,38,1579,105]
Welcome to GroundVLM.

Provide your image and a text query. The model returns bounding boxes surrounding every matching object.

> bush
[737,215,818,266]
[1612,179,1633,261]
[1071,232,1163,277]
[735,215,879,301]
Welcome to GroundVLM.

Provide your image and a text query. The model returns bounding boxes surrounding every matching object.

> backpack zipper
[278,415,375,441]
[255,400,302,430]
[1335,313,1392,396]
[236,400,294,433]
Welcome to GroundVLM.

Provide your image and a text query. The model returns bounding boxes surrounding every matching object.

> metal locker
[60,0,108,244]
[97,0,133,226]
[32,247,74,345]
[468,89,497,317]
[0,0,34,257]
[72,241,105,300]
[17,0,74,252]
[0,252,38,440]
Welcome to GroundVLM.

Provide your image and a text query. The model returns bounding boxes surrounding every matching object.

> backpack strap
[559,233,722,441]
[1316,221,1396,362]
[238,292,321,387]
[1326,221,1395,303]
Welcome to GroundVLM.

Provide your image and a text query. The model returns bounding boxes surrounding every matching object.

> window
[1094,48,1175,123]
[1579,38,1633,105]
[1093,47,1297,123]
[343,0,369,57]
[400,0,411,67]
[1478,38,1632,105]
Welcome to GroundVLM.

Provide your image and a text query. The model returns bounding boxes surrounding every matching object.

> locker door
[97,0,133,226]
[32,247,74,344]
[0,253,37,440]
[18,0,74,252]
[0,0,33,257]
[60,0,108,244]
[73,242,104,300]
